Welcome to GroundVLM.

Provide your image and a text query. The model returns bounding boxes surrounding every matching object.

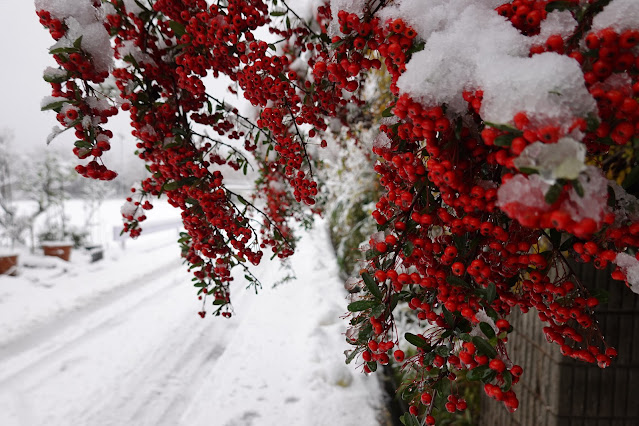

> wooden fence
[479,263,639,426]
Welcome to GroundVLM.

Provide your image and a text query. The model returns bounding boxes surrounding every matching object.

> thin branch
[279,0,320,37]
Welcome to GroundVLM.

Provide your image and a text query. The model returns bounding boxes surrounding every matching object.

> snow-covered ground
[0,200,383,426]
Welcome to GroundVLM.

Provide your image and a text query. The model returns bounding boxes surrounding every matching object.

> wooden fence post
[479,263,639,426]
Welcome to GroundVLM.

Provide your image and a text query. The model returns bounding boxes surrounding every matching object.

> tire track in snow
[0,256,184,384]
[0,255,260,426]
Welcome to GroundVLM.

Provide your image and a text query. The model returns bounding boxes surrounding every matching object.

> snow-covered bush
[36,0,639,423]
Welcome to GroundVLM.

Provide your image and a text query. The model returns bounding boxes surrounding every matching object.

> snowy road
[0,220,383,426]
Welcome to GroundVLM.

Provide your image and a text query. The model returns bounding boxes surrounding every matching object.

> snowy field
[0,199,383,426]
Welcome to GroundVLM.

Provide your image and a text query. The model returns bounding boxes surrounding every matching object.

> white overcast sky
[0,0,73,153]
[0,0,316,160]
[0,0,135,161]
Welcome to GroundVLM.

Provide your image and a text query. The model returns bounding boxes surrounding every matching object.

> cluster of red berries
[328,6,638,421]
[497,0,552,36]
[37,5,118,182]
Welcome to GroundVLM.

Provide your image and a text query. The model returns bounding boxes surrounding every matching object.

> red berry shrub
[37,0,639,423]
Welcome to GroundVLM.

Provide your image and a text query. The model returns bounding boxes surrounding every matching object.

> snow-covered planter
[41,240,73,261]
[0,250,18,275]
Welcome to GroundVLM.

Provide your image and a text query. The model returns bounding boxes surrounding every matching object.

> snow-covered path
[0,219,383,426]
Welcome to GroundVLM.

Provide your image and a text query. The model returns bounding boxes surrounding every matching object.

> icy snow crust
[614,253,639,294]
[378,0,597,124]
[35,0,113,72]
[593,0,639,33]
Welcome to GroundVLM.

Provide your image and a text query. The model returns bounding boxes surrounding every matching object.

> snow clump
[614,253,639,294]
[377,0,596,124]
[35,0,113,72]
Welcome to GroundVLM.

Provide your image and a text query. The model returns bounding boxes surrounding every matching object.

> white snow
[35,0,113,72]
[514,137,587,183]
[530,10,578,44]
[592,0,639,33]
[478,52,597,125]
[0,199,383,425]
[497,174,550,211]
[328,0,367,37]
[609,182,639,223]
[614,252,639,294]
[117,40,156,66]
[378,0,596,124]
[497,166,610,224]
[563,166,609,224]
[43,66,67,80]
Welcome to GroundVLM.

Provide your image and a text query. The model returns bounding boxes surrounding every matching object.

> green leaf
[345,348,361,364]
[41,100,67,112]
[49,46,79,55]
[74,140,92,149]
[590,288,609,304]
[405,332,429,348]
[454,117,463,140]
[472,336,497,358]
[407,41,425,55]
[270,10,286,16]
[586,114,600,132]
[400,413,419,426]
[484,121,522,134]
[560,235,577,252]
[43,71,68,84]
[480,322,496,339]
[446,275,470,288]
[466,365,488,381]
[549,229,562,250]
[361,272,383,300]
[546,0,579,13]
[502,371,513,391]
[486,282,496,304]
[390,292,402,311]
[73,36,83,49]
[347,300,378,312]
[169,21,187,37]
[456,319,472,333]
[381,106,394,117]
[212,298,226,305]
[403,241,414,257]
[572,179,585,197]
[494,133,516,147]
[435,345,450,357]
[442,305,455,324]
[357,323,373,343]
[485,307,498,322]
[371,303,386,318]
[545,183,563,204]
[163,181,179,191]
[481,369,497,383]
[366,361,378,372]
[518,167,538,175]
[607,185,617,208]
[622,165,639,189]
